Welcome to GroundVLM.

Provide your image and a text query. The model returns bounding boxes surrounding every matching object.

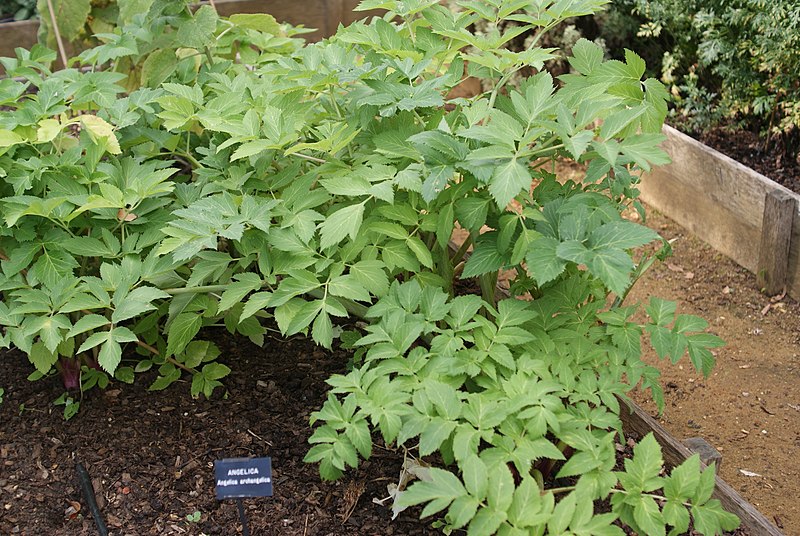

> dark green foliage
[0,0,36,20]
[621,0,800,156]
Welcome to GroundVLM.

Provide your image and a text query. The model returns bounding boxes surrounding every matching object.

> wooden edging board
[639,124,800,297]
[446,240,784,534]
[619,396,784,535]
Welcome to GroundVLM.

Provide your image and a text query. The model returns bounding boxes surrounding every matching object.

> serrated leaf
[350,260,389,297]
[489,159,530,208]
[319,203,365,249]
[202,362,231,381]
[468,506,507,536]
[396,468,467,515]
[166,313,202,357]
[29,341,58,374]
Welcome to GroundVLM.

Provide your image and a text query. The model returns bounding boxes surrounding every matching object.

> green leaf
[29,341,58,374]
[526,237,566,285]
[114,366,135,384]
[149,367,181,391]
[446,495,480,530]
[141,49,178,88]
[396,468,467,516]
[350,260,390,297]
[67,314,110,337]
[166,313,202,357]
[489,159,530,208]
[38,0,91,41]
[468,507,507,536]
[228,13,280,34]
[587,246,634,295]
[0,129,25,148]
[590,221,660,250]
[176,5,219,49]
[328,275,371,303]
[218,273,264,312]
[407,236,434,269]
[548,492,576,535]
[319,203,365,249]
[486,463,514,512]
[98,339,122,374]
[461,455,488,499]
[202,362,231,381]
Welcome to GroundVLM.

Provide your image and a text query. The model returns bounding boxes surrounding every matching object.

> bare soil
[0,332,435,535]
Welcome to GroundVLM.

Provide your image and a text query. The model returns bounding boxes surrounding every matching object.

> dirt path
[627,208,800,535]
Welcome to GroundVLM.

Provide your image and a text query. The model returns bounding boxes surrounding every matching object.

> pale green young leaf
[218,273,264,312]
[486,463,514,512]
[395,468,467,514]
[29,341,58,374]
[312,309,334,348]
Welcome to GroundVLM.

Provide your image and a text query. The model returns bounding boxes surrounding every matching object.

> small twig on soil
[303,513,309,536]
[247,428,273,446]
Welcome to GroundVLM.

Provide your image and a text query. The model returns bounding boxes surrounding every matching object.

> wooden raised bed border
[640,125,800,297]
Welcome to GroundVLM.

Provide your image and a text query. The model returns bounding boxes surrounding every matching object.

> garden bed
[0,322,778,536]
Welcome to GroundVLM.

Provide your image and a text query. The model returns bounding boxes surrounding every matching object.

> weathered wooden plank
[639,125,800,298]
[757,189,796,295]
[619,396,784,536]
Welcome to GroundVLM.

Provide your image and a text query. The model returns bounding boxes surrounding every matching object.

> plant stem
[135,339,197,374]
[162,284,233,295]
[292,152,327,164]
[45,0,68,69]
[450,234,473,266]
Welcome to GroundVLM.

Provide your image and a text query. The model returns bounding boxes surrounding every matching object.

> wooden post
[757,189,796,295]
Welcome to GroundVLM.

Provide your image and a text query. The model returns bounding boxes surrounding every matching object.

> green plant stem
[135,339,197,374]
[292,152,327,164]
[162,284,232,295]
[45,0,68,69]
[450,234,473,266]
[478,271,498,309]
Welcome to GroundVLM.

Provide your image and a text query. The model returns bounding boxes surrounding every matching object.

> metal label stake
[236,498,251,536]
[214,457,273,534]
